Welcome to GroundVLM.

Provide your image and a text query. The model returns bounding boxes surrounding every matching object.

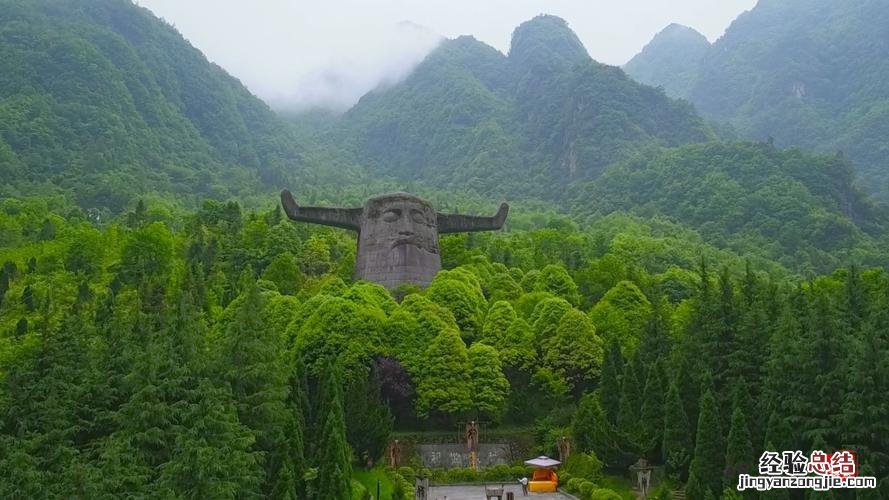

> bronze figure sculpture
[281,190,508,289]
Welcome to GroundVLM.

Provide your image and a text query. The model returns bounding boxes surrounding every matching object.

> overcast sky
[136,0,757,112]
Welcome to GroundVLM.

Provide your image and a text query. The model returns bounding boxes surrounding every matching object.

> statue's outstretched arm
[437,202,509,234]
[280,190,362,231]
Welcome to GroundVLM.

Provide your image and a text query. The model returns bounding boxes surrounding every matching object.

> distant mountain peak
[508,14,590,72]
[623,22,711,99]
[660,23,707,37]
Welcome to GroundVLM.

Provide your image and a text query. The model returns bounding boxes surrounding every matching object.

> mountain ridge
[329,14,713,199]
[623,0,889,198]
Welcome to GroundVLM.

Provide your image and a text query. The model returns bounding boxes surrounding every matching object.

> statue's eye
[410,209,428,224]
[382,209,401,222]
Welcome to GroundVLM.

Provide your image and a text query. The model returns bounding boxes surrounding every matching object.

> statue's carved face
[356,194,441,288]
[362,195,438,254]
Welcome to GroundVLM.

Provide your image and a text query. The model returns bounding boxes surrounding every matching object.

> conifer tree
[99,290,261,497]
[724,396,754,481]
[800,292,845,447]
[599,338,623,425]
[0,267,8,306]
[639,361,665,459]
[573,393,634,469]
[841,293,889,481]
[686,389,724,499]
[617,353,643,444]
[218,281,296,495]
[287,354,310,496]
[761,304,805,444]
[662,381,692,480]
[637,298,671,369]
[314,370,352,500]
[0,311,99,497]
[729,297,769,435]
[344,372,393,465]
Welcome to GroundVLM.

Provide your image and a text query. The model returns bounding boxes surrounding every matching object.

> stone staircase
[671,487,686,500]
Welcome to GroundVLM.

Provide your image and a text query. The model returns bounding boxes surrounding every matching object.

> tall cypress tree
[662,381,692,480]
[712,267,739,404]
[0,310,99,497]
[0,267,8,307]
[344,371,393,465]
[761,304,805,447]
[617,354,643,446]
[724,396,754,482]
[841,292,889,482]
[599,338,623,425]
[287,354,310,498]
[800,292,845,448]
[219,282,296,495]
[639,360,665,460]
[314,369,352,500]
[637,298,672,368]
[686,389,724,499]
[99,290,261,497]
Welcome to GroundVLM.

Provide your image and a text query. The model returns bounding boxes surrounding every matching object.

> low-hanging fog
[136,0,756,113]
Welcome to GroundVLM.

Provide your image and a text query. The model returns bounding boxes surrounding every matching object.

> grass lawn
[354,466,395,500]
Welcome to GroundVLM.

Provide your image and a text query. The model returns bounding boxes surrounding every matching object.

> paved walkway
[426,484,572,500]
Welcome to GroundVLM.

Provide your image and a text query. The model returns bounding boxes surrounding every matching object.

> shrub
[397,466,416,483]
[445,467,478,483]
[648,482,673,500]
[591,488,623,500]
[482,464,513,481]
[579,480,597,498]
[564,452,603,481]
[351,480,370,500]
[510,465,531,478]
[566,477,585,493]
[389,469,414,500]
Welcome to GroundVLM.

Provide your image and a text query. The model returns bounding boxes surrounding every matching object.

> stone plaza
[426,484,573,500]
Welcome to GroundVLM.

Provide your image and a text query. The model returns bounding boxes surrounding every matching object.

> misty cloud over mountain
[268,21,443,113]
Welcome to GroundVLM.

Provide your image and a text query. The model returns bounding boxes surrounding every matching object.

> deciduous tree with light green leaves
[542,308,603,392]
[468,343,510,420]
[416,327,472,418]
[589,280,651,353]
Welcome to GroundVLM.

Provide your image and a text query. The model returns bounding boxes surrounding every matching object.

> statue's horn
[437,202,509,234]
[280,189,362,231]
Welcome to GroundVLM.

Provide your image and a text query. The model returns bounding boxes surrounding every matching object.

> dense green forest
[3,0,889,498]
[624,0,889,199]
[2,197,889,497]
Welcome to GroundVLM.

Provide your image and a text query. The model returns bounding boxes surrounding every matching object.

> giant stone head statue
[281,190,508,289]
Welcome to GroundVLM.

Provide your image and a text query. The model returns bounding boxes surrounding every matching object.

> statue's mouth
[391,238,419,249]
[391,238,437,253]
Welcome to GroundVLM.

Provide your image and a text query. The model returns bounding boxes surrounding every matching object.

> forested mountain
[330,15,713,198]
[573,142,887,273]
[0,0,886,272]
[0,0,354,212]
[623,24,710,100]
[625,0,889,198]
[318,14,889,272]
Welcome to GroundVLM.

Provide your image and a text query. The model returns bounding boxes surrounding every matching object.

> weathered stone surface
[281,190,508,289]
